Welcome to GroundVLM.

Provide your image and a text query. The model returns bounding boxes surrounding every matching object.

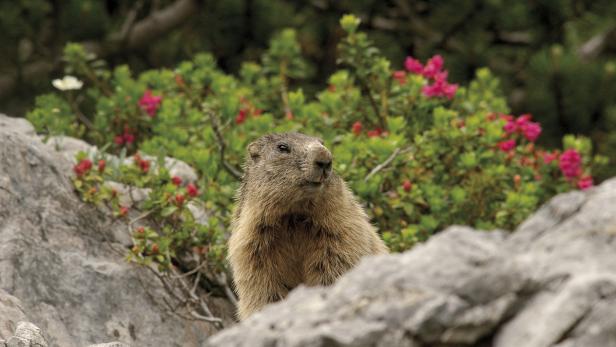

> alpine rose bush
[27,14,607,270]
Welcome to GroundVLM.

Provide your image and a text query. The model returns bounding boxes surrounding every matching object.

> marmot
[228,132,388,320]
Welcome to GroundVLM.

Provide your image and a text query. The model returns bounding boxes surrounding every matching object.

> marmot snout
[229,132,388,320]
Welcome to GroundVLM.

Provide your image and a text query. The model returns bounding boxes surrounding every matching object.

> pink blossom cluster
[502,114,542,142]
[138,90,163,117]
[558,149,581,178]
[404,55,458,99]
[487,113,593,191]
[558,149,593,189]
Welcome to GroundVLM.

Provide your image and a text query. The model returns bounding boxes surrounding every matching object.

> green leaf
[161,206,178,217]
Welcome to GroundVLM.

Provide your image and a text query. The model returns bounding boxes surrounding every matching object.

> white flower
[52,75,83,91]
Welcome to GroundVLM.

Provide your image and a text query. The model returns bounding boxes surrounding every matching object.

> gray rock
[208,179,616,347]
[7,322,48,347]
[0,120,235,347]
[44,136,98,163]
[86,343,130,347]
[0,290,28,340]
[0,114,35,136]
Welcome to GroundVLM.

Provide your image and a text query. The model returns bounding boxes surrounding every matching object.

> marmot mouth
[303,180,324,188]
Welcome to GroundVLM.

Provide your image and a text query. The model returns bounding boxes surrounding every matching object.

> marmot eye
[277,143,290,153]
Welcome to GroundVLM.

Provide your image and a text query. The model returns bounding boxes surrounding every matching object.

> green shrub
[28,15,606,271]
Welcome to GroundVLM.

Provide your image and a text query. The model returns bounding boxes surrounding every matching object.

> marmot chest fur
[228,132,388,319]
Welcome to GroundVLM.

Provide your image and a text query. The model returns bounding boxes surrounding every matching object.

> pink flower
[498,139,516,152]
[521,121,542,142]
[515,114,532,127]
[503,120,517,134]
[421,72,458,99]
[559,149,582,179]
[392,70,406,85]
[542,151,559,164]
[442,82,458,99]
[404,57,424,74]
[577,176,593,190]
[138,90,162,117]
[422,55,444,79]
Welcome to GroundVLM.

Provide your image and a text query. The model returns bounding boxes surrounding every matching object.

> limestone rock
[7,322,48,347]
[208,179,616,347]
[0,119,234,347]
[0,290,28,340]
[44,136,98,163]
[0,114,35,137]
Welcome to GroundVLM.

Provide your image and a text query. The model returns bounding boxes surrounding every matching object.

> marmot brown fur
[228,132,388,320]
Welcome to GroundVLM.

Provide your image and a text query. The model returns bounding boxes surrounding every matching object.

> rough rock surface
[0,118,234,347]
[0,114,36,137]
[0,289,28,340]
[208,178,616,347]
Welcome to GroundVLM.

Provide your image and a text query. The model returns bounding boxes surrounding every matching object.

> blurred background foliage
[1,0,615,175]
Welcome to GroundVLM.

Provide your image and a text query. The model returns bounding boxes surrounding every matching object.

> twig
[364,147,407,182]
[129,210,155,226]
[203,106,243,180]
[171,267,223,326]
[217,272,238,306]
[190,310,223,323]
[171,260,208,279]
[577,27,616,62]
[190,270,202,295]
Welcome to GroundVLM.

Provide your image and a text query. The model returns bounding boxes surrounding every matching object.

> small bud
[98,159,106,172]
[402,180,412,192]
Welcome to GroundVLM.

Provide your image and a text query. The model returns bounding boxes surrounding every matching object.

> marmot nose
[315,159,332,171]
[313,147,333,175]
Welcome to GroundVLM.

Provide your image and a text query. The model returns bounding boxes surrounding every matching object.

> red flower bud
[73,159,93,177]
[175,193,185,206]
[151,243,159,254]
[123,133,135,144]
[171,176,182,186]
[367,129,382,138]
[352,121,362,136]
[98,159,106,172]
[119,206,129,217]
[186,183,199,197]
[402,179,412,192]
[235,109,247,124]
[139,160,150,173]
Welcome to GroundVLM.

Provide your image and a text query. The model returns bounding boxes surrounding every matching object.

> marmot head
[242,132,335,213]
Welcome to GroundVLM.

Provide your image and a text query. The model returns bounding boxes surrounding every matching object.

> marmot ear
[247,141,261,162]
